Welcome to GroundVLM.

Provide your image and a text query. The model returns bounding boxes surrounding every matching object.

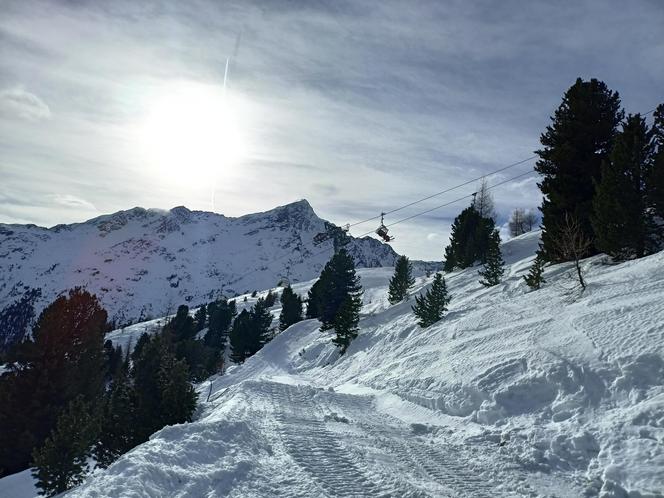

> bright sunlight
[140,81,250,186]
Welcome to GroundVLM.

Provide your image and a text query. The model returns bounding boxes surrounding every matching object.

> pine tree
[443,205,494,271]
[646,104,664,245]
[318,249,363,331]
[204,299,236,349]
[331,295,361,354]
[264,290,278,307]
[279,286,303,332]
[388,255,415,304]
[592,114,655,259]
[32,396,99,497]
[229,309,252,363]
[248,297,273,355]
[0,288,107,477]
[411,274,450,328]
[535,78,623,260]
[156,354,197,427]
[478,230,505,287]
[523,253,546,290]
[194,304,207,332]
[95,357,139,468]
[0,287,41,357]
[164,305,195,342]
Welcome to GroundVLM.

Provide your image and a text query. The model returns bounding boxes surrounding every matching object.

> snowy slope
[0,200,414,331]
[36,231,663,498]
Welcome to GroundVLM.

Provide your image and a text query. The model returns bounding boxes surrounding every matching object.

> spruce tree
[388,255,415,304]
[331,295,361,355]
[318,249,363,332]
[95,357,139,468]
[646,104,664,244]
[194,304,207,332]
[306,268,330,319]
[443,205,494,271]
[279,286,303,332]
[535,78,623,260]
[478,230,505,287]
[248,297,273,355]
[411,274,450,328]
[593,114,655,259]
[0,288,107,477]
[204,299,236,349]
[523,253,546,290]
[229,309,252,363]
[156,354,197,427]
[32,396,99,497]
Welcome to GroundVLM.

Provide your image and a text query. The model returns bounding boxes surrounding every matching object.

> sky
[1,0,662,260]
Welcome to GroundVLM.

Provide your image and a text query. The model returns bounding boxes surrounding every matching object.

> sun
[140,82,249,187]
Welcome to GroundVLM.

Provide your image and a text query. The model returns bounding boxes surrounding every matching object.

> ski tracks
[252,380,528,497]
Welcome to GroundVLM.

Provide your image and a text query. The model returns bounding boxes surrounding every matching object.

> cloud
[50,194,97,211]
[0,86,51,121]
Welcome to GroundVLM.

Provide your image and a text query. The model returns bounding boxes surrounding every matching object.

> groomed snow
[3,231,663,497]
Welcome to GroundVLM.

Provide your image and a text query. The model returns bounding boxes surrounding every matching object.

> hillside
[17,231,657,498]
[0,200,410,339]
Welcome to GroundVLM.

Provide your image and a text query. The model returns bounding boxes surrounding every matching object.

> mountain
[0,200,423,337]
[5,230,660,497]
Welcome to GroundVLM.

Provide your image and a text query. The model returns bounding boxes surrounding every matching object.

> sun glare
[140,82,249,187]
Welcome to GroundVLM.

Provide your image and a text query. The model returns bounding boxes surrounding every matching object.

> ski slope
[4,230,664,497]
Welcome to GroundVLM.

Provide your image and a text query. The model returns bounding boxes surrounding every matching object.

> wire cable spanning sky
[0,0,662,259]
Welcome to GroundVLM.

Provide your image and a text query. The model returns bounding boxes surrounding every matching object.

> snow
[0,200,408,330]
[3,230,664,497]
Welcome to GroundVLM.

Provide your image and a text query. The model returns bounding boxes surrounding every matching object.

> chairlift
[313,223,350,246]
[375,213,394,242]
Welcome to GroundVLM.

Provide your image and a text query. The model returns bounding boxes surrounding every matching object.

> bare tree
[523,209,538,231]
[551,213,592,290]
[508,208,526,236]
[473,178,496,220]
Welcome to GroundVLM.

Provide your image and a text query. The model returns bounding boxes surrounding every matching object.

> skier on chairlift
[375,213,394,242]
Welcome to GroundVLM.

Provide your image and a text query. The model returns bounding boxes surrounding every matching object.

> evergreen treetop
[388,255,415,304]
[411,273,451,328]
[478,230,505,287]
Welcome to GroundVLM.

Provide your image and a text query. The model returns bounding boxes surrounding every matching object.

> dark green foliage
[264,290,278,307]
[306,278,324,319]
[412,274,451,328]
[478,230,505,287]
[443,205,495,272]
[388,255,415,304]
[647,105,664,224]
[249,297,273,353]
[535,78,623,261]
[194,304,207,332]
[32,396,99,496]
[229,309,252,363]
[132,334,197,439]
[279,286,303,332]
[0,287,41,357]
[524,253,547,290]
[592,114,658,259]
[0,289,107,477]
[318,249,363,332]
[164,305,195,342]
[251,290,257,298]
[103,339,124,382]
[205,299,236,349]
[95,358,139,468]
[331,295,361,355]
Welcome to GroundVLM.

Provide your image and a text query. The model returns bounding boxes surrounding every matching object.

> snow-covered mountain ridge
[0,200,418,328]
[46,231,664,498]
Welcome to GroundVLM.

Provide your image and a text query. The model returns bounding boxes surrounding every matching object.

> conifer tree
[411,274,450,328]
[32,396,99,497]
[156,354,197,427]
[279,286,303,332]
[535,78,623,260]
[229,309,252,363]
[248,297,273,355]
[443,205,494,271]
[95,357,139,468]
[0,288,107,477]
[478,230,505,287]
[523,253,546,290]
[331,295,361,355]
[194,304,207,332]
[592,114,655,259]
[306,277,325,319]
[264,290,277,307]
[204,299,236,349]
[388,255,415,304]
[646,104,664,243]
[318,249,363,332]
